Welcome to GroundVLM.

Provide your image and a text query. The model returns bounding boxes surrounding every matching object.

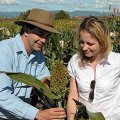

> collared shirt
[68,52,120,120]
[0,34,50,120]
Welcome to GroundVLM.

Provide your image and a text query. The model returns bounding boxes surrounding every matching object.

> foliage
[87,112,105,120]
[100,15,120,52]
[0,60,69,110]
[0,70,105,120]
[55,10,70,19]
[50,60,69,108]
[0,12,120,119]
[1,72,59,99]
[55,19,79,32]
[0,18,20,40]
[42,19,79,68]
[109,15,120,52]
[73,99,105,120]
[17,10,30,20]
[43,30,77,68]
[50,60,69,97]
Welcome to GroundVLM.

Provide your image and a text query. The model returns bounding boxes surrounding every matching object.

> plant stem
[58,101,62,108]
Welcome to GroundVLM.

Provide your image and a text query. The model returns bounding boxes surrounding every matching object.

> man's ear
[23,25,29,37]
[24,32,28,37]
[23,24,29,33]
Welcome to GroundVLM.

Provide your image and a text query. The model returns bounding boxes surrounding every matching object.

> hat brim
[14,20,61,34]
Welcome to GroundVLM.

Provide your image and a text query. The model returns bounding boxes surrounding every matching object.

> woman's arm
[67,77,79,120]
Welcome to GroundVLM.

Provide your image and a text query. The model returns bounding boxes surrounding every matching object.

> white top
[67,52,120,120]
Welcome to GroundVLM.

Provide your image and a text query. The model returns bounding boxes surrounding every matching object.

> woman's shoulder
[110,51,120,57]
[69,53,79,63]
[108,51,120,62]
[70,53,78,59]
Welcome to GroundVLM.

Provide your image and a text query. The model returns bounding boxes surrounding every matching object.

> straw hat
[15,8,60,34]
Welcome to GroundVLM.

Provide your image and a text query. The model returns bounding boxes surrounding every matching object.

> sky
[0,0,120,13]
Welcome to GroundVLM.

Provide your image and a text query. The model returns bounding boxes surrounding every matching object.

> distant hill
[68,10,111,17]
[0,10,115,18]
[0,12,21,18]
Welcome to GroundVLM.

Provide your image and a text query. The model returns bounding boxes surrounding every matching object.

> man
[0,8,66,120]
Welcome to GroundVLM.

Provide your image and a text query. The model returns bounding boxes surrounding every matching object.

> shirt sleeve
[67,54,77,79]
[0,43,39,120]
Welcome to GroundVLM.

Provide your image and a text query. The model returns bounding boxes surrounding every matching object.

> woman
[67,16,120,120]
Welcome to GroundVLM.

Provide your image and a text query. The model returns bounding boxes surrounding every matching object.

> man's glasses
[28,27,51,39]
[88,80,96,102]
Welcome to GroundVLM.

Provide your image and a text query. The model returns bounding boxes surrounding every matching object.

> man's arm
[0,45,39,119]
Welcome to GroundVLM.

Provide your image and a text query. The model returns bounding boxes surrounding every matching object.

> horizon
[1,10,119,18]
[0,10,112,13]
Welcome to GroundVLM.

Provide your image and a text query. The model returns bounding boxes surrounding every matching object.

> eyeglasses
[33,30,51,39]
[29,27,51,39]
[88,80,96,102]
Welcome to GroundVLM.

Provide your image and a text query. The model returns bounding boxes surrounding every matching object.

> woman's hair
[77,16,112,67]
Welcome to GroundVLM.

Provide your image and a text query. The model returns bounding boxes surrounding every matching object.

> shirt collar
[99,52,112,65]
[14,34,27,55]
[88,53,112,66]
[14,33,36,60]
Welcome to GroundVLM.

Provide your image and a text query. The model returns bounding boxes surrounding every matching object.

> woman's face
[80,30,102,60]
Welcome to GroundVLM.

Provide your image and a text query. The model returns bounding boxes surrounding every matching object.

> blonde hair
[77,16,112,67]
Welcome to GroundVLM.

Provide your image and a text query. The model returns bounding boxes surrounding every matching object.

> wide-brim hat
[14,8,61,34]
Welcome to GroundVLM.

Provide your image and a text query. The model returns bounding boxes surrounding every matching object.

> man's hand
[35,108,66,120]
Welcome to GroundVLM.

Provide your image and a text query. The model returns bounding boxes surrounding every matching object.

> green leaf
[52,52,57,60]
[87,111,105,120]
[0,71,60,99]
[72,98,105,120]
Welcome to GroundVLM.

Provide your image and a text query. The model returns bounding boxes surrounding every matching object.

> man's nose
[40,37,48,43]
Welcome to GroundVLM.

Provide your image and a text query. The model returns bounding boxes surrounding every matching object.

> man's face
[26,27,51,53]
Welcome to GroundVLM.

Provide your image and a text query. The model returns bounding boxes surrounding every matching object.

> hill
[0,12,21,18]
[68,10,110,17]
[0,10,114,18]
